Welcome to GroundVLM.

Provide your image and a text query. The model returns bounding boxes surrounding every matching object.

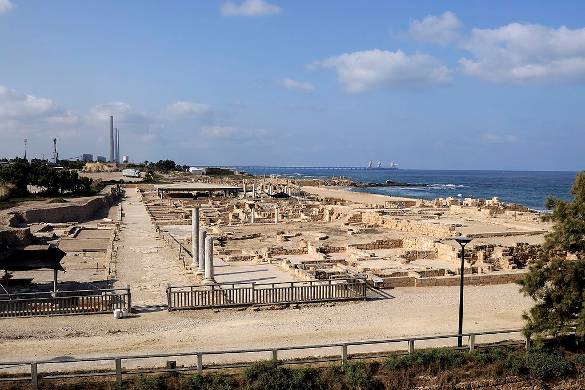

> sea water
[234,167,578,211]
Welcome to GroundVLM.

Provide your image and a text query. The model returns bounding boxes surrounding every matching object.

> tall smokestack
[115,128,120,164]
[109,116,114,162]
[117,129,121,164]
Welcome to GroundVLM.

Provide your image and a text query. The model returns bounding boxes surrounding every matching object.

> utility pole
[23,138,27,160]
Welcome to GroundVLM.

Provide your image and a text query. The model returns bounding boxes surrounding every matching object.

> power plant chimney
[114,128,119,164]
[117,129,120,164]
[109,116,114,162]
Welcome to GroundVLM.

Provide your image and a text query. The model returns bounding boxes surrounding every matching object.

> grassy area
[6,345,585,389]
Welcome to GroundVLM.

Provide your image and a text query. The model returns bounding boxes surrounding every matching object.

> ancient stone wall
[349,239,402,250]
[16,194,115,225]
[362,211,456,238]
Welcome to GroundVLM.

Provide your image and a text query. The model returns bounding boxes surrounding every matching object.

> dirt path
[114,189,192,306]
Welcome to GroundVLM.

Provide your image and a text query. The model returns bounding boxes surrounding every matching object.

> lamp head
[454,236,472,247]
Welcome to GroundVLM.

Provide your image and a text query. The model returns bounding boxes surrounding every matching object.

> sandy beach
[302,185,415,206]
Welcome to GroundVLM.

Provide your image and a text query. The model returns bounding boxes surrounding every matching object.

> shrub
[471,347,514,365]
[134,374,164,390]
[384,348,465,371]
[183,373,236,390]
[343,362,383,390]
[501,352,526,375]
[525,350,574,380]
[570,353,585,366]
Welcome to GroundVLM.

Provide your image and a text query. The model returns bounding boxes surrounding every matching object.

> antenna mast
[52,138,58,164]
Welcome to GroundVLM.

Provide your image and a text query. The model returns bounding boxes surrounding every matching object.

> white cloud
[278,78,315,93]
[459,23,585,83]
[310,49,451,93]
[409,11,461,44]
[88,102,150,124]
[481,133,520,144]
[220,0,281,17]
[201,125,269,140]
[0,0,13,14]
[0,85,78,125]
[167,101,211,117]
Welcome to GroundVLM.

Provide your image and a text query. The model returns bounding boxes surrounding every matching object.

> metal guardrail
[166,278,367,310]
[0,288,131,318]
[0,328,528,389]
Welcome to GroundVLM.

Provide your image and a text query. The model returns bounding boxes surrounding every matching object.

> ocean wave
[427,183,467,189]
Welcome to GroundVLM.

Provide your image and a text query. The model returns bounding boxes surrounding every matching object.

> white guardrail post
[30,362,38,390]
[272,349,278,364]
[341,344,348,366]
[469,334,476,352]
[408,339,415,354]
[115,358,122,387]
[197,353,203,374]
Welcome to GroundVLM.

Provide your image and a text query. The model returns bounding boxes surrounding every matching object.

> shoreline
[302,186,417,206]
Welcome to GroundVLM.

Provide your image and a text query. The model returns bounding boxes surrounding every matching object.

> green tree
[520,172,585,340]
[0,158,30,196]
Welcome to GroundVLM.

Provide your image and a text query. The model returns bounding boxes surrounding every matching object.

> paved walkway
[114,189,192,306]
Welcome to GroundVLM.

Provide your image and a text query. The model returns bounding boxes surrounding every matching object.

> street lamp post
[455,236,472,348]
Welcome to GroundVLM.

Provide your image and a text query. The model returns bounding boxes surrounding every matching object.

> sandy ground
[114,190,193,306]
[0,283,532,366]
[302,186,415,206]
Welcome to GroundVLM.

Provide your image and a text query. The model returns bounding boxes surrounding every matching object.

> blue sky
[0,0,584,170]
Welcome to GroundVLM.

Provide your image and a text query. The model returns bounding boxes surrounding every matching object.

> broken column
[197,230,206,276]
[203,235,216,285]
[274,207,279,224]
[242,180,247,198]
[191,207,200,268]
[252,183,256,198]
[250,203,255,224]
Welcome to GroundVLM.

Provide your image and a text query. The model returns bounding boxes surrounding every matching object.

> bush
[134,374,164,390]
[384,348,465,371]
[471,347,514,365]
[243,361,330,390]
[570,353,585,366]
[183,373,236,390]
[343,362,383,390]
[525,350,574,380]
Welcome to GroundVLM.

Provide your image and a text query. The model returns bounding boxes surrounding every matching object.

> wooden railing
[0,288,131,318]
[0,328,529,389]
[167,279,367,310]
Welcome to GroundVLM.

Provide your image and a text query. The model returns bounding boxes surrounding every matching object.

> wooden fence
[0,288,131,318]
[0,328,529,389]
[167,279,367,310]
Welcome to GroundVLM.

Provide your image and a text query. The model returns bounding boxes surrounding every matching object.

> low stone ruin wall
[414,271,525,287]
[381,271,525,288]
[361,212,456,238]
[401,250,436,261]
[268,246,308,256]
[12,193,116,225]
[349,239,402,250]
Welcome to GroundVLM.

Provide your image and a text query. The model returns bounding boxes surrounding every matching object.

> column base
[202,278,217,286]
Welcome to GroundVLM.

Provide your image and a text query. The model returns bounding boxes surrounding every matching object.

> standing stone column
[191,207,200,268]
[252,183,256,199]
[250,206,255,224]
[197,230,206,276]
[242,180,247,198]
[203,235,216,285]
[274,207,279,224]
